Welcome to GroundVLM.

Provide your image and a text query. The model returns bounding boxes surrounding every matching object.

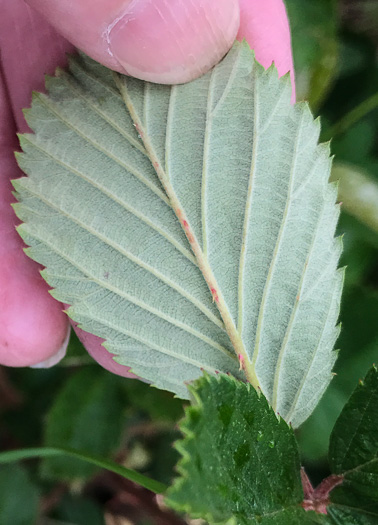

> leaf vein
[59,70,148,156]
[20,135,196,265]
[284,281,340,422]
[251,111,305,372]
[237,62,258,334]
[19,193,225,330]
[271,193,331,409]
[34,92,167,204]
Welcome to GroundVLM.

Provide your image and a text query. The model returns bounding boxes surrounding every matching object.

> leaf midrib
[117,72,260,389]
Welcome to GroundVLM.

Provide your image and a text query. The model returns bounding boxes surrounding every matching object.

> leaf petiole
[0,447,167,494]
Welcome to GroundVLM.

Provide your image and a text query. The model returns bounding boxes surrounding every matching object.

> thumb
[24,0,240,84]
[237,0,296,102]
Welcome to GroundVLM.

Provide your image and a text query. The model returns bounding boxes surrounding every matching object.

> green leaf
[53,494,105,525]
[14,41,342,427]
[0,447,166,494]
[328,366,378,522]
[166,374,326,524]
[122,379,185,423]
[0,464,39,525]
[41,367,125,480]
[298,286,378,461]
[327,507,377,525]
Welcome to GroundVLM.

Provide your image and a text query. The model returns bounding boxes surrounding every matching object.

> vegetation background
[0,0,377,523]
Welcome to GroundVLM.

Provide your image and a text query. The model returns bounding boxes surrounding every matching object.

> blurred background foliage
[0,1,377,523]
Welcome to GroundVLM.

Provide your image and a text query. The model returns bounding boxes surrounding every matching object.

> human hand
[0,0,295,373]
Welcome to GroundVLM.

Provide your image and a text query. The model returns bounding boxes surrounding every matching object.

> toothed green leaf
[328,366,378,523]
[166,374,327,524]
[14,41,342,426]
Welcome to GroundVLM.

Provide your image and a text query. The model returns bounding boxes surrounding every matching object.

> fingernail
[107,0,240,84]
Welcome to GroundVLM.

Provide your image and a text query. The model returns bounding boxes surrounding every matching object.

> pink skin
[0,10,71,367]
[0,0,295,374]
[72,322,136,378]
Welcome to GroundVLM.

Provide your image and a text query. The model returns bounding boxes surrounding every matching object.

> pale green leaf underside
[14,42,342,426]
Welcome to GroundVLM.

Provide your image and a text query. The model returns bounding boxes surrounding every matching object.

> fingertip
[0,256,70,367]
[25,0,240,84]
[30,325,70,368]
[237,0,296,102]
[107,0,240,83]
[72,322,138,379]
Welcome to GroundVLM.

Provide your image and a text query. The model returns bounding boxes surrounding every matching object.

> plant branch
[301,468,343,515]
[325,91,378,140]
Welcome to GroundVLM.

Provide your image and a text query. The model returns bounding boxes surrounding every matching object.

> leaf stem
[0,447,167,494]
[324,91,378,140]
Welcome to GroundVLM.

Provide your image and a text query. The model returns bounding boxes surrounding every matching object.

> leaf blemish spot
[210,288,219,303]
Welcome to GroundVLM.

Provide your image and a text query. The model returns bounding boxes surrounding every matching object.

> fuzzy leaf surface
[166,374,327,524]
[328,366,378,523]
[15,41,342,426]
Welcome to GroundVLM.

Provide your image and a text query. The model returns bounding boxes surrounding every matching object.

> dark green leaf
[41,367,125,480]
[54,494,105,525]
[298,287,378,461]
[327,506,377,525]
[166,374,322,524]
[123,380,185,423]
[0,464,39,525]
[328,366,378,521]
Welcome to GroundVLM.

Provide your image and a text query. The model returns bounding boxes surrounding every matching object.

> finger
[0,64,70,367]
[0,0,74,133]
[24,0,240,84]
[73,323,138,379]
[237,0,296,102]
[1,3,126,371]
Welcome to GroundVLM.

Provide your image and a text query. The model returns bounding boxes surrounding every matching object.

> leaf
[327,366,378,523]
[298,286,378,461]
[0,464,39,525]
[55,494,105,525]
[41,367,125,480]
[166,374,326,525]
[14,41,342,427]
[122,379,185,423]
